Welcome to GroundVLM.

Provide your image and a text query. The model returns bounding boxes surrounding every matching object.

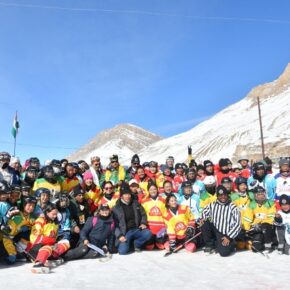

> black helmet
[235,177,248,186]
[252,162,266,173]
[23,196,37,206]
[0,180,11,194]
[11,185,21,193]
[43,165,57,183]
[29,157,40,168]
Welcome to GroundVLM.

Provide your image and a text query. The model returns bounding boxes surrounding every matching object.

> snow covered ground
[1,249,290,290]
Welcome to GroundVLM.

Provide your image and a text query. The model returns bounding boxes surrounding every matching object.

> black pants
[201,221,234,257]
[63,244,100,261]
[251,223,274,252]
[276,225,290,255]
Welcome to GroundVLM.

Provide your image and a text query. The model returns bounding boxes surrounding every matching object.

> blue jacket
[248,174,277,200]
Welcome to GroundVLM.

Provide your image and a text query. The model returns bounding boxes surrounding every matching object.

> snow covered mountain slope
[137,64,290,164]
[67,124,162,164]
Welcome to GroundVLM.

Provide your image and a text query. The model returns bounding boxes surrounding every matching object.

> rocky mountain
[68,64,290,166]
[67,124,163,164]
[135,63,290,165]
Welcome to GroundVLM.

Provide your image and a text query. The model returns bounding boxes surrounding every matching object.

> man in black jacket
[113,183,152,255]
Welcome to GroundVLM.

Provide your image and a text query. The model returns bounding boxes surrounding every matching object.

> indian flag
[11,112,20,138]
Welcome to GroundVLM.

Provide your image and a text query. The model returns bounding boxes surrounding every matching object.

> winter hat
[238,157,249,163]
[219,158,228,167]
[232,163,243,170]
[221,177,232,184]
[279,159,289,167]
[279,194,290,206]
[120,183,132,196]
[203,176,216,186]
[166,156,174,162]
[264,156,272,165]
[110,155,119,162]
[252,186,266,194]
[131,154,140,164]
[196,165,205,172]
[99,204,110,211]
[216,185,230,196]
[175,163,184,170]
[149,161,158,168]
[203,160,214,168]
[10,156,20,164]
[83,171,93,181]
[129,179,139,186]
[181,181,192,188]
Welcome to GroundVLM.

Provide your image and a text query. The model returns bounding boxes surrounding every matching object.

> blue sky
[0,0,290,163]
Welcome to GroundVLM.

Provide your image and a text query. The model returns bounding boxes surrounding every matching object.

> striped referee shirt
[201,200,241,239]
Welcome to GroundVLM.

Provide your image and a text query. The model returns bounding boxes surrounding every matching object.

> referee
[200,185,241,257]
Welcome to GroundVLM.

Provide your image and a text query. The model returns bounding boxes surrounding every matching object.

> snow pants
[118,228,152,255]
[276,225,290,255]
[201,221,235,257]
[251,223,274,252]
[63,244,101,261]
[29,240,70,264]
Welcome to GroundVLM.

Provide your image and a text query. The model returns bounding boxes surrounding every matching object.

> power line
[0,140,78,150]
[0,2,290,25]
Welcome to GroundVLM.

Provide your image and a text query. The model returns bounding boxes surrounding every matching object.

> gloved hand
[5,255,16,265]
[274,214,283,225]
[16,240,28,253]
[251,224,262,233]
[0,223,12,234]
[185,226,195,239]
[169,240,176,252]
[188,146,192,155]
[6,207,20,219]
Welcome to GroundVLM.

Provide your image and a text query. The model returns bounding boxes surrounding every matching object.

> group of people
[0,149,290,273]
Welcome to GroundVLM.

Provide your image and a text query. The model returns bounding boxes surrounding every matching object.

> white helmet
[203,175,216,186]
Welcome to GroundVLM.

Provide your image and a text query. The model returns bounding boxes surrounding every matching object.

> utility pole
[257,96,265,159]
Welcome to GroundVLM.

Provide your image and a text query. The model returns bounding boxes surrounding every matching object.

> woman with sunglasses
[96,181,119,209]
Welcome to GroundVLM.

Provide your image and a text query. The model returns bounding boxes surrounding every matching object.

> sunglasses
[104,187,113,190]
[111,161,118,163]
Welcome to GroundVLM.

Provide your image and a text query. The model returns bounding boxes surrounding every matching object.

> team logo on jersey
[175,222,186,232]
[149,206,162,216]
[256,213,266,219]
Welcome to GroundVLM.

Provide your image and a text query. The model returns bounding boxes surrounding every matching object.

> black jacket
[80,215,115,251]
[112,199,147,240]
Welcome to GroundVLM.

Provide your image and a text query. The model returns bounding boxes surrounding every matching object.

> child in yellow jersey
[1,196,36,264]
[61,163,80,193]
[231,177,252,250]
[163,194,196,253]
[33,165,62,197]
[28,204,70,273]
[244,186,276,253]
[141,182,167,250]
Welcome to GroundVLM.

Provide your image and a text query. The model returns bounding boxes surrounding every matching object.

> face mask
[1,162,9,169]
[220,168,230,174]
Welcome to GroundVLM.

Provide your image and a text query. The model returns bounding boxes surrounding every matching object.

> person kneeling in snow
[63,204,115,260]
[200,185,241,257]
[163,193,197,253]
[27,204,70,273]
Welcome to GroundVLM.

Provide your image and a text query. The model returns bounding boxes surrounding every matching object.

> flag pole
[13,110,18,157]
[257,97,265,159]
